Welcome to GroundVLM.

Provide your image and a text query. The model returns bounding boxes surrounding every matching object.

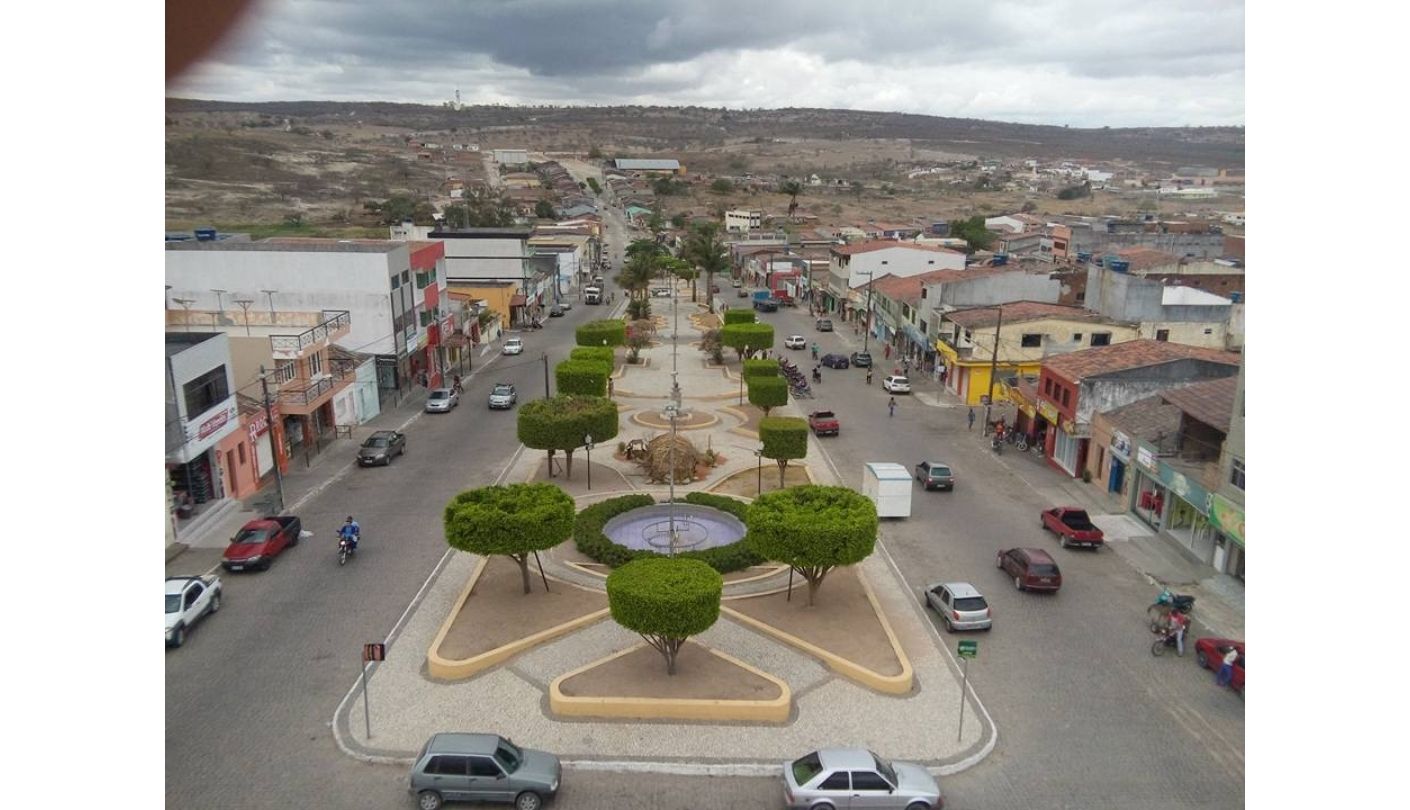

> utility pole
[258,364,287,513]
[983,305,1003,432]
[542,353,551,399]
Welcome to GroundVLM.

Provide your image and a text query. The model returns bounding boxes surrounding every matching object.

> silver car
[426,388,459,413]
[488,383,518,410]
[924,581,992,632]
[784,748,943,810]
[409,733,560,810]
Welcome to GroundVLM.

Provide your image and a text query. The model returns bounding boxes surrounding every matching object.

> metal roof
[613,158,681,170]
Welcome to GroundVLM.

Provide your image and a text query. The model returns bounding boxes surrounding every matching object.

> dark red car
[222,516,302,572]
[1194,638,1245,692]
[996,547,1062,592]
[1040,507,1105,549]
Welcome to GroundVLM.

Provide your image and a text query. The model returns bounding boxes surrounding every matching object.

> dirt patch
[557,641,781,700]
[711,464,811,498]
[437,556,608,661]
[728,566,902,676]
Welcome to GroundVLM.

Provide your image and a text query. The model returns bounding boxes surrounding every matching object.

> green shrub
[570,346,616,366]
[746,485,877,605]
[576,319,626,347]
[555,359,611,396]
[574,494,763,573]
[720,322,774,359]
[742,358,780,380]
[759,416,808,487]
[519,395,619,478]
[746,375,789,416]
[607,557,722,674]
[444,483,575,593]
[722,309,756,326]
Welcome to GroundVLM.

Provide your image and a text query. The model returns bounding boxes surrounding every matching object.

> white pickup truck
[165,575,223,648]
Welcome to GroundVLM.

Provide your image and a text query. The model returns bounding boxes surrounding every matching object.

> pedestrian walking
[866,369,873,385]
[940,366,948,385]
[888,397,897,418]
[1216,647,1239,688]
[967,408,976,430]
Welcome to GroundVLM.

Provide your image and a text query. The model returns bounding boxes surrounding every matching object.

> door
[848,770,896,808]
[422,756,471,800]
[467,756,511,801]
[1108,458,1125,493]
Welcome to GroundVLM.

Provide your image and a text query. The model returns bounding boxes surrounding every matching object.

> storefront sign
[1111,430,1132,460]
[1154,460,1212,516]
[1037,399,1060,423]
[1136,444,1158,473]
[175,398,241,462]
[1209,493,1245,547]
[246,411,269,444]
[1059,418,1090,438]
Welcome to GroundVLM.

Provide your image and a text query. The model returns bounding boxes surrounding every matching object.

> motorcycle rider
[339,516,360,554]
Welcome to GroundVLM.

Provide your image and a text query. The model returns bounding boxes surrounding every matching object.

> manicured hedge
[746,485,877,605]
[444,483,576,593]
[720,322,774,358]
[722,309,756,326]
[556,359,611,396]
[570,346,616,366]
[574,493,764,573]
[742,358,780,380]
[607,557,722,641]
[576,319,626,347]
[747,375,789,415]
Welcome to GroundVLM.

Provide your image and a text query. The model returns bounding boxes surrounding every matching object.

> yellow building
[446,282,517,333]
[935,302,1140,406]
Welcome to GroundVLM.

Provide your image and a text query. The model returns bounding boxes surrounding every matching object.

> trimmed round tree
[746,375,789,417]
[746,485,878,606]
[759,416,808,487]
[443,483,575,594]
[722,309,756,326]
[607,557,723,675]
[518,394,619,479]
[556,359,610,396]
[720,322,775,360]
[742,358,779,380]
[576,319,626,348]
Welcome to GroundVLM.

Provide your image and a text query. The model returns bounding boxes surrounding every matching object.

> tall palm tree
[618,239,666,300]
[780,179,803,219]
[682,222,729,314]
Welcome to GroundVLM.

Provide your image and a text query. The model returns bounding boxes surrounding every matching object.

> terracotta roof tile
[1043,340,1240,382]
[1158,375,1238,432]
[1098,395,1185,440]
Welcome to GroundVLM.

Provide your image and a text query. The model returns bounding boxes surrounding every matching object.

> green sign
[957,640,978,658]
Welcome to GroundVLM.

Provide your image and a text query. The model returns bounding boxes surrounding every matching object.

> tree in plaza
[607,557,722,675]
[575,319,626,348]
[663,255,697,302]
[625,318,656,363]
[555,359,611,396]
[746,375,789,417]
[722,309,756,326]
[779,179,804,218]
[443,483,575,594]
[618,240,665,300]
[570,346,615,366]
[758,416,808,488]
[720,322,774,360]
[681,222,730,314]
[517,395,620,479]
[742,358,779,381]
[747,485,877,606]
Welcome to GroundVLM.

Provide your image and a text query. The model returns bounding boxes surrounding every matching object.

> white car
[784,335,807,350]
[166,575,222,648]
[503,337,524,355]
[882,375,911,394]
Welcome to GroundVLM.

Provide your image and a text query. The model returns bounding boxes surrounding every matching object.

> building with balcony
[166,332,242,541]
[824,242,966,323]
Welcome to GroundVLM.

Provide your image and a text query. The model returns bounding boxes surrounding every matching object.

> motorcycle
[991,434,1004,454]
[338,535,358,566]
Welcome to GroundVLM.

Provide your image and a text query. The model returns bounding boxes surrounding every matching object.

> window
[184,585,202,608]
[182,367,230,416]
[850,771,892,791]
[819,772,850,790]
[880,260,888,265]
[401,270,410,284]
[308,353,323,376]
[1155,329,1170,342]
[1061,388,1070,407]
[1044,378,1053,395]
[425,756,468,776]
[1021,333,1042,348]
[1090,333,1111,346]
[1231,459,1245,490]
[1076,291,1086,304]
[1203,328,1213,335]
[390,274,400,290]
[237,443,247,465]
[1072,333,1083,342]
[468,757,502,778]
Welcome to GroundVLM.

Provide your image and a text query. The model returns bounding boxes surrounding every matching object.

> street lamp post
[173,298,196,332]
[584,434,594,491]
[739,345,750,404]
[234,298,255,336]
[260,289,279,321]
[755,445,764,494]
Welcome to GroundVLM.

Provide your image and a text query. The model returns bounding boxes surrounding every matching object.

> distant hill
[166,99,1243,168]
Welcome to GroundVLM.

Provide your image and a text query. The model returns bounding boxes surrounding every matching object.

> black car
[548,304,564,317]
[815,318,834,332]
[850,351,873,367]
[754,298,779,312]
[915,461,956,491]
[820,353,849,369]
[358,430,406,466]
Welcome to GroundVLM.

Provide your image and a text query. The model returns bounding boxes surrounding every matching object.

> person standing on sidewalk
[967,407,976,430]
[888,396,897,418]
[1216,647,1239,687]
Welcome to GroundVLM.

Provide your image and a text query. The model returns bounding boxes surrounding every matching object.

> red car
[1194,638,1245,692]
[807,410,840,437]
[1040,507,1105,549]
[222,516,303,572]
[996,547,1062,592]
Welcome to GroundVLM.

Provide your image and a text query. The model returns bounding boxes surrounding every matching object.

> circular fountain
[601,502,746,554]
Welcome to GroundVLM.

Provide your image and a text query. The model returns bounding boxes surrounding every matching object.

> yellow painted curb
[426,557,611,681]
[721,568,914,695]
[549,643,791,723]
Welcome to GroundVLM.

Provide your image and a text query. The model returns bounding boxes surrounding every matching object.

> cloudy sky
[171,0,1244,128]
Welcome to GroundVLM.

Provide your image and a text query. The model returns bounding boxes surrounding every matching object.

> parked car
[923,581,991,632]
[737,288,750,298]
[222,516,303,572]
[711,284,721,293]
[557,301,572,312]
[850,351,873,368]
[502,337,524,355]
[358,430,406,466]
[731,279,743,288]
[165,575,222,647]
[426,388,459,413]
[815,318,834,332]
[1194,638,1245,692]
[996,547,1062,592]
[820,353,849,369]
[1040,507,1105,549]
[784,335,807,350]
[808,410,840,437]
[548,304,564,317]
[914,461,955,491]
[408,733,561,810]
[882,375,911,393]
[783,748,943,810]
[650,287,672,298]
[488,383,518,410]
[753,297,779,312]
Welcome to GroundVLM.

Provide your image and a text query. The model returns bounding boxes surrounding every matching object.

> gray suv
[409,733,560,810]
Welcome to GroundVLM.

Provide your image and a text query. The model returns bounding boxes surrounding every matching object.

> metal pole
[983,305,1003,433]
[787,565,795,602]
[543,353,551,399]
[234,298,254,336]
[258,365,286,512]
[957,656,969,743]
[756,448,763,494]
[361,662,372,739]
